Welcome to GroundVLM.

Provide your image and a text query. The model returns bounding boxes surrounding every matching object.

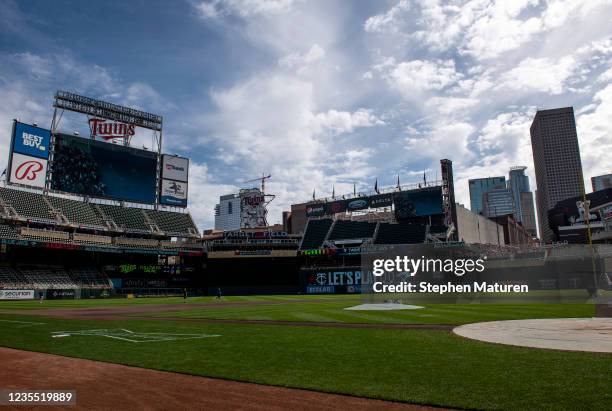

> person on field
[216,287,222,301]
[183,288,187,302]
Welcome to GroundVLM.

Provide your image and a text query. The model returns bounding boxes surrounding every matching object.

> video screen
[393,187,443,220]
[51,134,157,203]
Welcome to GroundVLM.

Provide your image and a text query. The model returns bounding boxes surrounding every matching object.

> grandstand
[0,187,199,238]
[68,267,113,289]
[300,219,333,249]
[374,223,427,245]
[299,218,433,249]
[327,220,377,242]
[0,187,57,223]
[46,195,106,229]
[0,265,112,290]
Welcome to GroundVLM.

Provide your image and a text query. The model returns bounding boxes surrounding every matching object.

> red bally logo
[15,160,43,181]
[89,118,136,140]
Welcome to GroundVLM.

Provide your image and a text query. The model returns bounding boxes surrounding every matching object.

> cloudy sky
[0,0,611,229]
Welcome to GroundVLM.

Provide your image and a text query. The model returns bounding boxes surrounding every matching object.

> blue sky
[1,0,611,229]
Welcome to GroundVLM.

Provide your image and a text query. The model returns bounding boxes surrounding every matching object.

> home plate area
[51,329,221,343]
[454,318,612,353]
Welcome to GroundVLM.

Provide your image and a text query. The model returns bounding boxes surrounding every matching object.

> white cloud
[364,0,410,33]
[368,0,612,60]
[195,0,297,19]
[599,67,612,82]
[461,0,542,59]
[384,59,463,97]
[279,44,326,70]
[576,84,612,186]
[311,108,383,136]
[497,56,576,95]
[405,121,474,162]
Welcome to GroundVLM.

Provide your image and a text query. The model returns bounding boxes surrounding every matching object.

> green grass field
[0,295,610,410]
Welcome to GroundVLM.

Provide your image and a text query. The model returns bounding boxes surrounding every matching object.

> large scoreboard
[7,91,191,207]
[51,133,158,203]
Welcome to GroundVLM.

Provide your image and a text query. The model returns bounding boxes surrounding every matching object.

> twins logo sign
[9,152,48,188]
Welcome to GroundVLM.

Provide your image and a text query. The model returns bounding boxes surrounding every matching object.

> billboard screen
[51,133,157,203]
[394,187,443,220]
[160,179,188,207]
[162,155,188,182]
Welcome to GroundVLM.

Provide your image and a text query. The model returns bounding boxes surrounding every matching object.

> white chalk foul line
[51,328,221,343]
[0,319,45,327]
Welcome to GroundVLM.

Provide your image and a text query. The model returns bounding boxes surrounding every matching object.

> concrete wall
[456,203,505,245]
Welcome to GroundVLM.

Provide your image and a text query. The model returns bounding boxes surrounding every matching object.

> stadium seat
[47,196,106,228]
[114,237,160,248]
[300,219,333,249]
[98,205,151,233]
[72,232,113,246]
[0,224,19,239]
[0,187,56,222]
[20,227,70,243]
[68,267,113,289]
[19,267,78,290]
[146,210,199,237]
[374,223,427,244]
[0,266,28,289]
[327,220,377,241]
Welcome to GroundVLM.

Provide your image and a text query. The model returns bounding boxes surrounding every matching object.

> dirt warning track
[0,347,447,410]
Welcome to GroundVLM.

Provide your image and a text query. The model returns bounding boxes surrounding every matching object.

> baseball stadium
[1,91,611,410]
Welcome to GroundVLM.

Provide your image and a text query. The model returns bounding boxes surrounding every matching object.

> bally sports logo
[15,160,43,181]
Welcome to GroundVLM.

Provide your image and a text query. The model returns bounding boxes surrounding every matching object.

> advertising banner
[161,155,189,182]
[45,289,76,300]
[9,152,48,188]
[160,179,188,207]
[346,198,369,212]
[12,122,51,159]
[305,203,326,217]
[368,193,394,208]
[301,267,367,294]
[0,289,34,300]
[327,200,348,214]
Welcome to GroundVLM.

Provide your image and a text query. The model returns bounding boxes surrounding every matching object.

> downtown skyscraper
[530,107,585,243]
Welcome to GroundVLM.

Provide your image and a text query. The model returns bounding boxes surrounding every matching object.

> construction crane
[241,174,271,193]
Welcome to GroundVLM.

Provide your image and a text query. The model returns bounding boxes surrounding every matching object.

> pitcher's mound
[454,318,612,353]
[344,303,424,311]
